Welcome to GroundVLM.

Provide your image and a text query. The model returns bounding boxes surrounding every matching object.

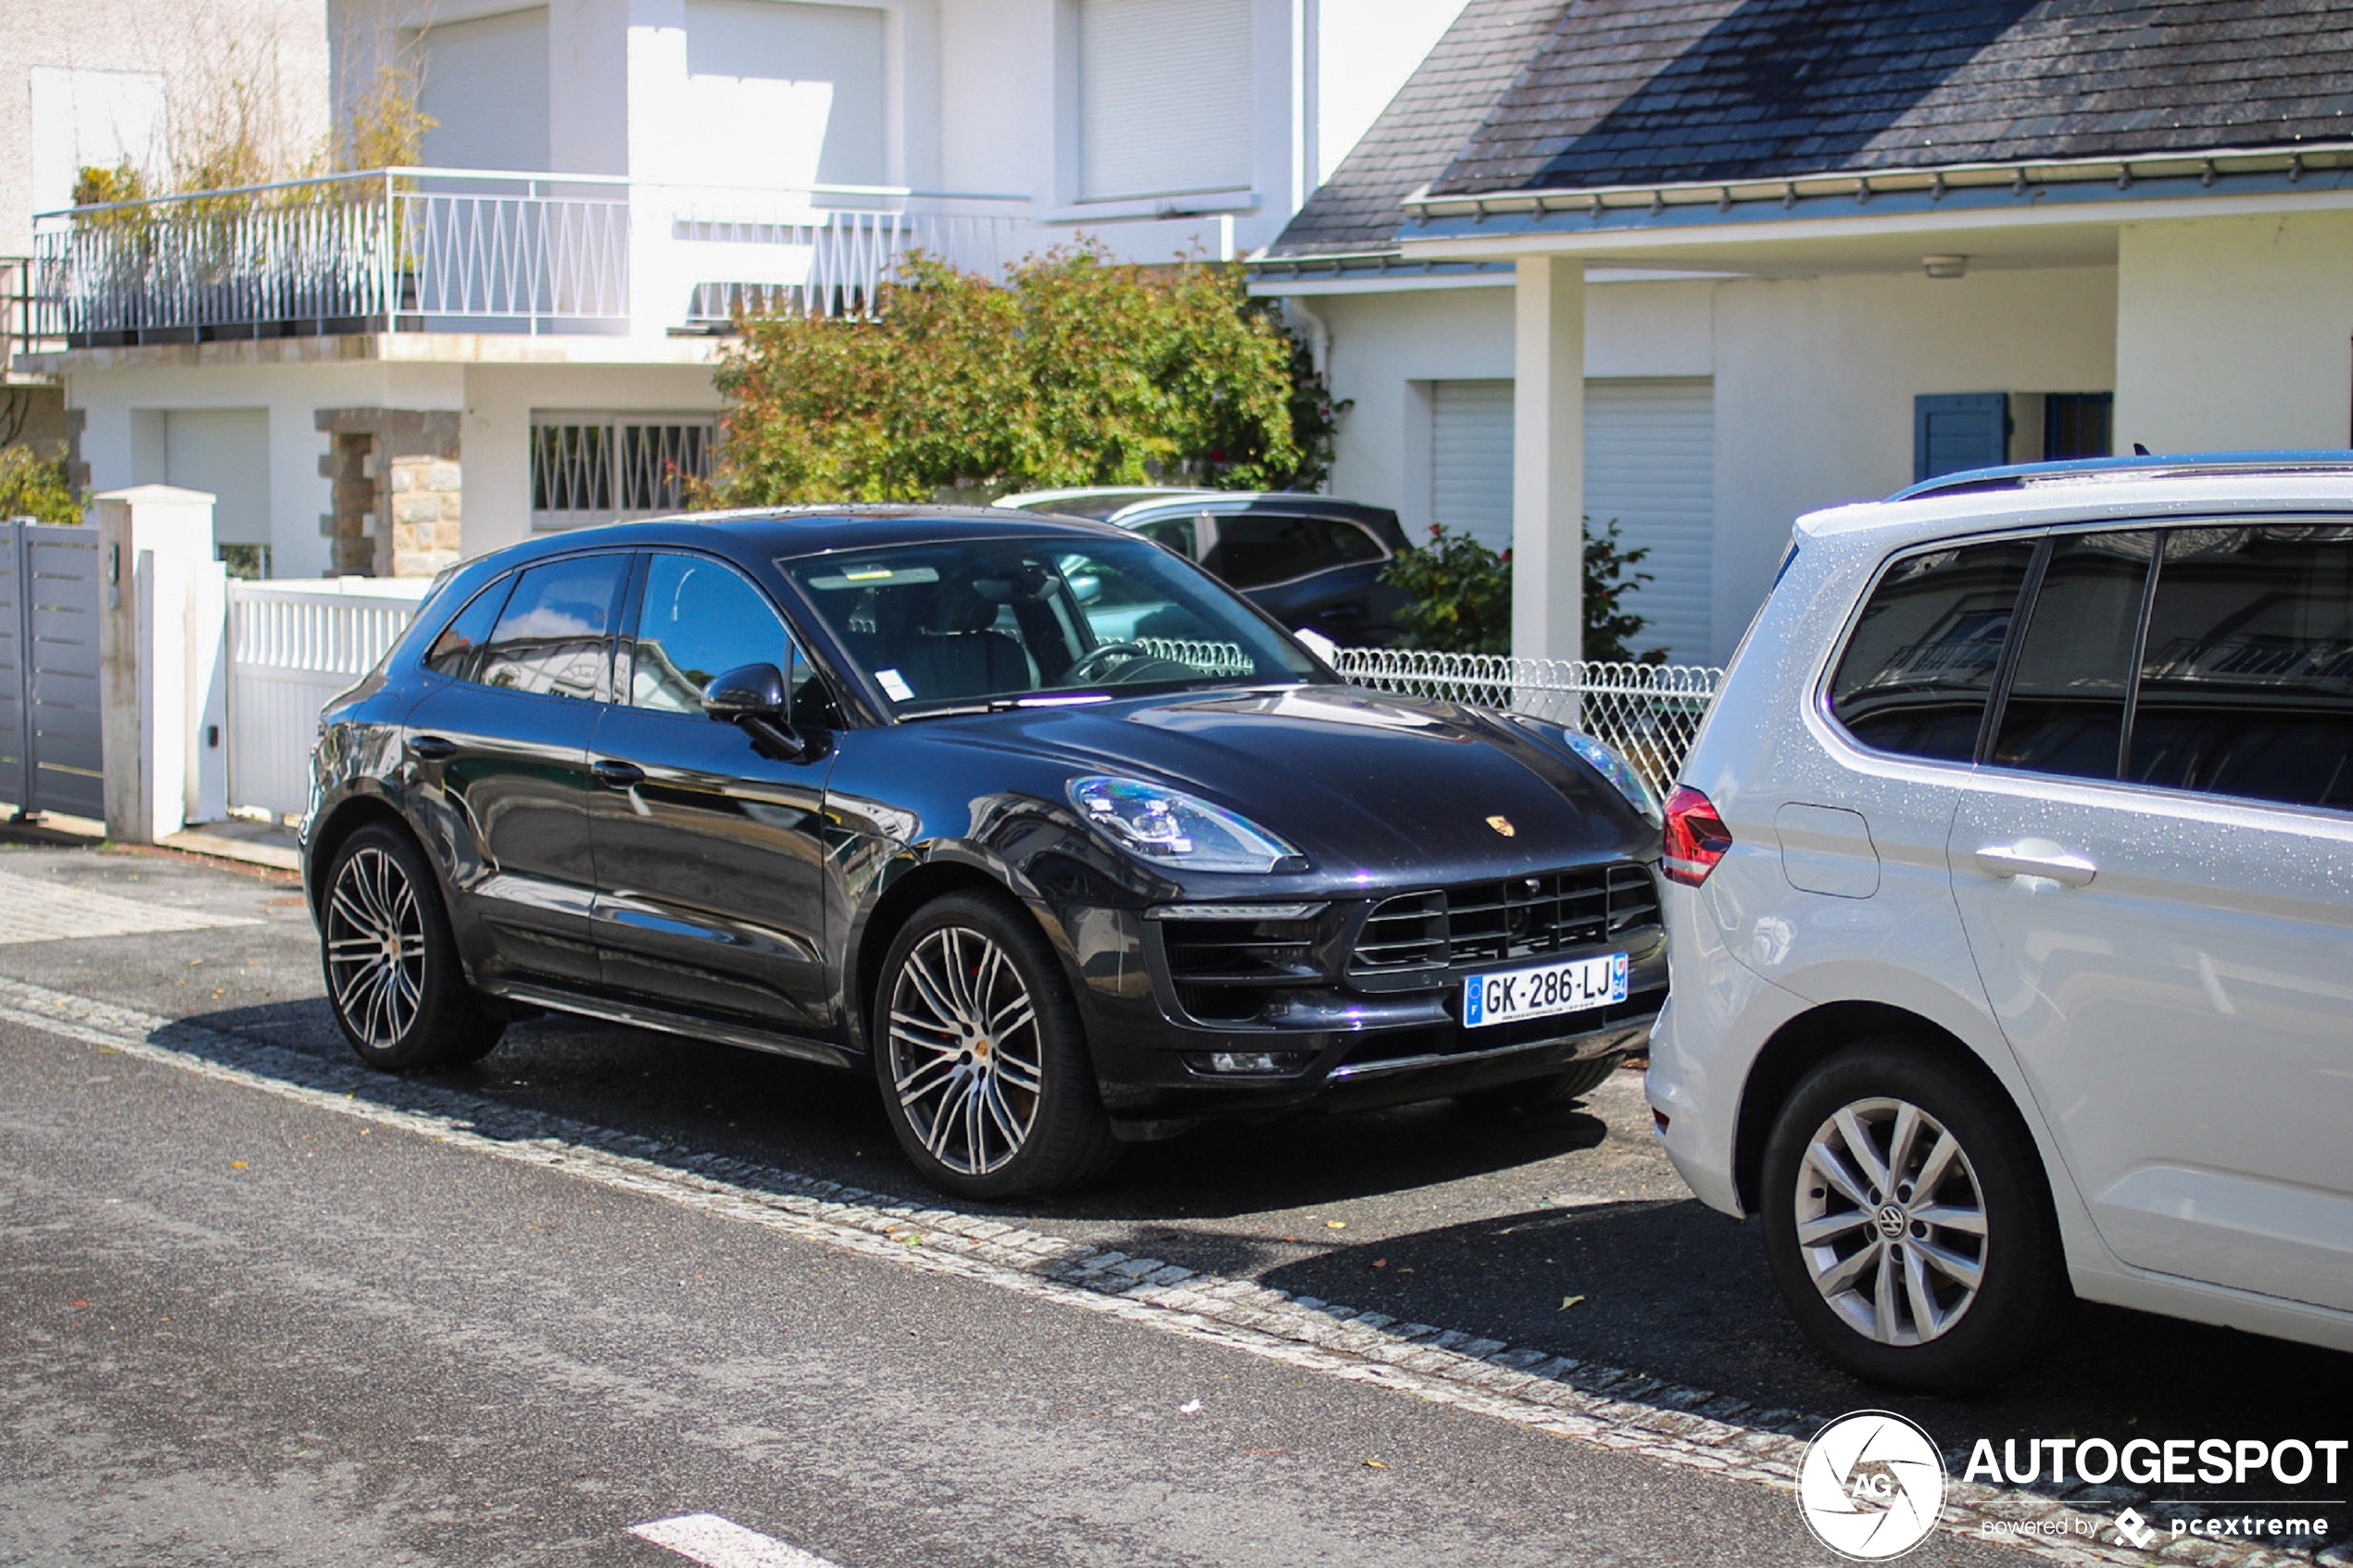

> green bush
[0,448,81,526]
[1583,514,1667,664]
[1381,516,1666,660]
[704,246,1336,506]
[1385,524,1514,654]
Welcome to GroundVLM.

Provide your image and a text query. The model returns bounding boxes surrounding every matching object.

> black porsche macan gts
[303,508,1667,1196]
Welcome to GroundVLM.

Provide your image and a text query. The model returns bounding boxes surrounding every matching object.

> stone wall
[313,408,461,577]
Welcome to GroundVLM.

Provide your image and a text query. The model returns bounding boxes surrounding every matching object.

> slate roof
[1268,0,1571,256]
[1438,0,2353,196]
[1268,0,2353,256]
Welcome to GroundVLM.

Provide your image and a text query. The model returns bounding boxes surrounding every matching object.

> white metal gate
[226,578,431,821]
[0,519,105,822]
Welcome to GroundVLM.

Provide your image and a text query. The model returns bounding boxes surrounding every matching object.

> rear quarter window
[1828,540,2036,762]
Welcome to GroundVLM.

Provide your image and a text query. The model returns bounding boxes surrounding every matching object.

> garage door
[1428,377,1716,664]
[1585,379,1714,666]
[1430,380,1515,550]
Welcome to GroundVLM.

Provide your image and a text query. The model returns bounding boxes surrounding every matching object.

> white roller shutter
[1428,376,1717,663]
[1585,378,1715,665]
[418,7,551,173]
[1430,379,1514,550]
[164,409,271,549]
[1080,0,1253,201]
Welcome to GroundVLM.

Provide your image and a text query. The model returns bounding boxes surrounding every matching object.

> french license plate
[1463,952,1629,1029]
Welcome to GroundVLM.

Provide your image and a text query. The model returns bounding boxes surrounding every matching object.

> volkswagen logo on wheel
[1798,1411,1946,1560]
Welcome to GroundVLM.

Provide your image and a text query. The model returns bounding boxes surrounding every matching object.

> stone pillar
[1511,256,1586,663]
[314,409,461,577]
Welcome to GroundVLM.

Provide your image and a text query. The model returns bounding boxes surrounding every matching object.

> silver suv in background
[1649,455,2353,1390]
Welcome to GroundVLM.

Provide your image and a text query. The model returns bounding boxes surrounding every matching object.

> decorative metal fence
[1329,647,1724,787]
[32,169,1034,345]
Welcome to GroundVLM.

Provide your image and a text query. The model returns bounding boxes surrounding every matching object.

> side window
[474,554,626,700]
[631,553,834,729]
[1203,515,1331,588]
[1828,540,2036,761]
[424,575,515,682]
[1988,531,2155,781]
[1129,516,1200,558]
[1316,518,1387,565]
[2129,525,2353,810]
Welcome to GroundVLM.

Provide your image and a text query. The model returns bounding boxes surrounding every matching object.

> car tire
[321,822,505,1073]
[873,889,1119,1199]
[1759,1039,2069,1393]
[1459,1052,1622,1112]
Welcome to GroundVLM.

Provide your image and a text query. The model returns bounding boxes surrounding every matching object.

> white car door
[1947,522,2353,1311]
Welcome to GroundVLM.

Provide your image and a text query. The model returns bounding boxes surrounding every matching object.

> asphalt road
[1,836,2347,1565]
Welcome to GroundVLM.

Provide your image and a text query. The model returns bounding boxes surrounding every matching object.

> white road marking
[0,870,258,945]
[631,1514,846,1568]
[0,971,2201,1568]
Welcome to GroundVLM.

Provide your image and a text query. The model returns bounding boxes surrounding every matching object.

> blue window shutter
[1913,394,2010,483]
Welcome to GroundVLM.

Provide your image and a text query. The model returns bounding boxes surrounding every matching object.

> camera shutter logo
[1798,1411,1947,1560]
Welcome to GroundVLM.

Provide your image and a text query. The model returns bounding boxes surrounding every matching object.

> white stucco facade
[2114,211,2353,455]
[1290,262,2122,664]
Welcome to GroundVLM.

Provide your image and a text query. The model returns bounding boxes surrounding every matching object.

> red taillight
[1662,785,1731,887]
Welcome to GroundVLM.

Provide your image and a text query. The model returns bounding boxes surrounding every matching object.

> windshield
[781,533,1321,713]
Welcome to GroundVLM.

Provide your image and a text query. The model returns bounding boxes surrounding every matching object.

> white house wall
[1710,264,2117,657]
[1311,266,2117,661]
[2115,211,2353,455]
[70,359,468,583]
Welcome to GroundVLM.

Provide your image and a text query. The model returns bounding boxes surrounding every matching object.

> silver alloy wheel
[325,846,428,1051]
[886,924,1044,1176]
[1794,1096,1989,1346]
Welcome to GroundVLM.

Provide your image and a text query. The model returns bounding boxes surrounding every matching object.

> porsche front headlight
[1067,776,1305,874]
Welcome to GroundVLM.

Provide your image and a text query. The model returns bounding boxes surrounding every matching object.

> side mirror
[702,662,787,722]
[703,661,812,761]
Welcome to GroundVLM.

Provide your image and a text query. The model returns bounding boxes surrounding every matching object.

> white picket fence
[220,580,1725,821]
[226,577,432,820]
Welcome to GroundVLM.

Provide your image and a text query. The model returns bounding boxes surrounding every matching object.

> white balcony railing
[31,169,1034,345]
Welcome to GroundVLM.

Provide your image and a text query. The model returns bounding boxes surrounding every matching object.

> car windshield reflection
[781,534,1322,714]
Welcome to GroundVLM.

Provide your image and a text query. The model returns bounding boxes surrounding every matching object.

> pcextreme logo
[1799,1411,1949,1560]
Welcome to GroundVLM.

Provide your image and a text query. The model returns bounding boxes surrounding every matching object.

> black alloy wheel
[874,889,1118,1198]
[321,823,505,1072]
[1759,1039,2069,1392]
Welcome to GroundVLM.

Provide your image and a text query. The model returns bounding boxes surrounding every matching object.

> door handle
[590,758,646,789]
[1973,839,2097,887]
[409,734,457,762]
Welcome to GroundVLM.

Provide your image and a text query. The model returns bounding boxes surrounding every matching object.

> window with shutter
[1912,393,2010,483]
[416,6,552,173]
[1078,0,1254,202]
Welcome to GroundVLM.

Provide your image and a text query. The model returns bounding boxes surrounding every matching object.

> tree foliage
[1385,524,1515,655]
[1381,517,1666,660]
[703,247,1334,506]
[0,448,82,527]
[1582,514,1667,664]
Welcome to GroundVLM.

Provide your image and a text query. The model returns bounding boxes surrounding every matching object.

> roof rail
[1889,450,2353,503]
